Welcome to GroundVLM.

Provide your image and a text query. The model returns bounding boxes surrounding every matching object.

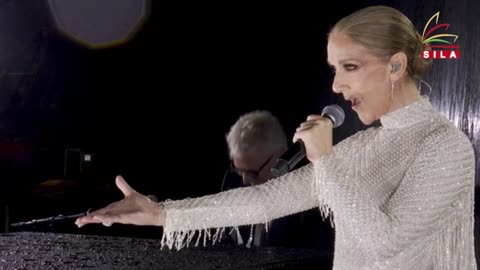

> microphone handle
[271,108,341,178]
[271,140,305,178]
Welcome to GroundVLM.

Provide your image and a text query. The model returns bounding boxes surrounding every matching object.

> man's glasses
[230,154,274,179]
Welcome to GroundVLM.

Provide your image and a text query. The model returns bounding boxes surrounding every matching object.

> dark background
[0,0,478,242]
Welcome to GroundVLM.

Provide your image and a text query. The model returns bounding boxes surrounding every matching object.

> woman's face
[327,31,392,125]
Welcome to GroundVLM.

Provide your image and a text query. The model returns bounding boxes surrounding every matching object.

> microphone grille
[321,104,345,128]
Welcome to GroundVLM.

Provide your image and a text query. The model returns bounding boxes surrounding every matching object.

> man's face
[231,151,274,186]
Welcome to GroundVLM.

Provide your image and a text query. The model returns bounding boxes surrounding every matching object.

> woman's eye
[344,64,357,71]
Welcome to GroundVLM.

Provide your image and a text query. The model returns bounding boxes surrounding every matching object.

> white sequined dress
[161,97,477,270]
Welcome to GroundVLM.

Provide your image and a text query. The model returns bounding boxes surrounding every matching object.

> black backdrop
[0,0,478,226]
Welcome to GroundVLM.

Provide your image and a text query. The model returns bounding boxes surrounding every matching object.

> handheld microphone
[271,104,345,177]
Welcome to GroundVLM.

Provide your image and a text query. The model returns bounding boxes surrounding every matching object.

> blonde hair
[226,110,287,159]
[331,5,432,78]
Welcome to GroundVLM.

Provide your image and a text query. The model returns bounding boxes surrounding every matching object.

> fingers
[75,214,102,228]
[297,120,317,132]
[75,176,140,228]
[297,115,330,131]
[296,115,323,132]
[75,200,121,228]
[75,213,115,228]
[116,175,136,197]
[294,122,315,143]
[75,205,121,227]
[293,115,331,142]
[75,206,106,227]
[92,213,117,226]
[306,114,323,121]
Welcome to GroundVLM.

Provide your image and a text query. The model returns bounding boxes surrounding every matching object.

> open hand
[75,176,165,228]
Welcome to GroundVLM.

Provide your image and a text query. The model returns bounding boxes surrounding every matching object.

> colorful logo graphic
[422,12,460,59]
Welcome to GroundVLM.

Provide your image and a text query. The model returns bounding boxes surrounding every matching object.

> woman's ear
[389,52,408,81]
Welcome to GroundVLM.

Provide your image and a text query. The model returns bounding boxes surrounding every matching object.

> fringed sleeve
[160,164,319,250]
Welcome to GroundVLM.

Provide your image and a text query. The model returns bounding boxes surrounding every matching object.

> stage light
[47,0,151,49]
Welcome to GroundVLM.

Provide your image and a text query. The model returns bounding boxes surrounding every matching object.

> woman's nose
[332,74,344,94]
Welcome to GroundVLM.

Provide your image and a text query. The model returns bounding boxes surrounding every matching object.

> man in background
[222,110,334,256]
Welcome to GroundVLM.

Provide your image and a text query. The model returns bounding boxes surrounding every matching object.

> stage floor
[0,231,332,269]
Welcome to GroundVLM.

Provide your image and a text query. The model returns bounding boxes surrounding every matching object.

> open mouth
[351,98,360,109]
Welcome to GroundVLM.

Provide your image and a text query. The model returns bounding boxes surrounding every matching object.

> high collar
[380,96,435,129]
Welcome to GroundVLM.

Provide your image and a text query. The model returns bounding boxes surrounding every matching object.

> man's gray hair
[226,110,288,159]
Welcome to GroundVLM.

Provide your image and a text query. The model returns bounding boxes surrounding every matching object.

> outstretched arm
[75,164,318,231]
[75,176,165,227]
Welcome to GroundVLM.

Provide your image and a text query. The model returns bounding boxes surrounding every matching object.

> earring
[391,80,396,100]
